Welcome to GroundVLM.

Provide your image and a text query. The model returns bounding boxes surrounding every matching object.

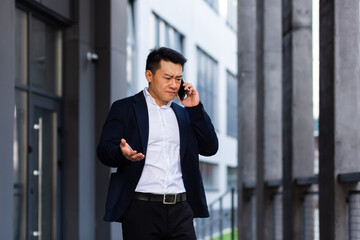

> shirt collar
[143,87,173,108]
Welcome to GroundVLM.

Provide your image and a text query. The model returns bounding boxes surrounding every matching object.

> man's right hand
[120,138,145,162]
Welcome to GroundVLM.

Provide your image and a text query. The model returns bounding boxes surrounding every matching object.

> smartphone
[178,79,188,101]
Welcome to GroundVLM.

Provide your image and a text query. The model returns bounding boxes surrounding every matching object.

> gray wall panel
[0,0,15,239]
[79,41,96,240]
[40,0,71,20]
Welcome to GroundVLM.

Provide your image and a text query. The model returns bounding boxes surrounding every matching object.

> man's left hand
[177,82,200,107]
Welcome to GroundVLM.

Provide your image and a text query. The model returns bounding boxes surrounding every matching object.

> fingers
[120,138,145,162]
[179,82,199,107]
[120,138,127,148]
[182,82,196,96]
[128,152,145,162]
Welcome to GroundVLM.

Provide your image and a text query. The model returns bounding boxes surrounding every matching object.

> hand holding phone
[178,79,189,101]
[177,80,200,107]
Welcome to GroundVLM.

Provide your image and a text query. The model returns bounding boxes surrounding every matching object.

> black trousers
[122,199,197,240]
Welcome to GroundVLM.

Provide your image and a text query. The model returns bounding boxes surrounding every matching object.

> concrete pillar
[64,0,128,239]
[282,0,313,239]
[333,1,360,239]
[264,0,282,183]
[319,0,360,239]
[255,0,265,239]
[95,0,128,239]
[263,0,282,238]
[237,0,258,238]
[94,0,111,239]
[78,0,96,239]
[0,0,15,239]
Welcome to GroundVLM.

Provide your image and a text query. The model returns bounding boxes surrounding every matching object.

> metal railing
[195,188,237,240]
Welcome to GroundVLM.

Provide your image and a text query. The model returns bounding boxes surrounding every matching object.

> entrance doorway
[14,7,63,240]
[29,95,61,239]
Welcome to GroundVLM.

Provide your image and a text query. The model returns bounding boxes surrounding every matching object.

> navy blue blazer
[97,91,218,222]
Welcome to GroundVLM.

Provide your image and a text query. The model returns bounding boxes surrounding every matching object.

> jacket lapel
[171,103,187,162]
[133,91,149,155]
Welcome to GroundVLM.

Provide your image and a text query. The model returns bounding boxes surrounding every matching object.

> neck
[147,88,168,106]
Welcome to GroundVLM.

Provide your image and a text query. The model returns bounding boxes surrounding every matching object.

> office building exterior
[1,0,237,239]
[1,0,128,239]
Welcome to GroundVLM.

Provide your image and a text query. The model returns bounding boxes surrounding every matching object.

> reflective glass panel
[31,108,58,239]
[15,9,28,86]
[30,17,62,96]
[196,47,218,128]
[127,2,136,96]
[13,90,28,240]
[153,14,183,53]
[227,70,237,138]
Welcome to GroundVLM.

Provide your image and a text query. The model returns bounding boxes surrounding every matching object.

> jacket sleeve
[186,102,219,156]
[97,101,129,168]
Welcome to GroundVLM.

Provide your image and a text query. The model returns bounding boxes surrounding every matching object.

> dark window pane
[199,162,218,190]
[227,70,237,138]
[13,90,28,240]
[30,17,62,96]
[15,9,28,86]
[153,14,184,53]
[196,47,218,128]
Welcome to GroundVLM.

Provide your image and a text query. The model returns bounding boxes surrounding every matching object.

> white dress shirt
[135,88,186,194]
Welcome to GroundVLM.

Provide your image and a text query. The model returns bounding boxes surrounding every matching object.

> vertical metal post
[319,0,335,239]
[256,0,265,238]
[219,197,223,240]
[231,188,235,240]
[210,205,213,240]
[201,218,205,240]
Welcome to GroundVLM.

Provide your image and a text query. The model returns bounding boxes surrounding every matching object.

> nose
[170,79,177,89]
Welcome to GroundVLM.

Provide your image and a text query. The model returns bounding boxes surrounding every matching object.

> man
[97,47,218,239]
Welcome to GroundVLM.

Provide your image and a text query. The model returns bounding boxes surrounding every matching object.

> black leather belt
[133,192,187,204]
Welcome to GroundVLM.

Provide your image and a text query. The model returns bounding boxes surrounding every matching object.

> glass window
[13,90,28,240]
[196,47,218,128]
[127,1,136,96]
[199,161,218,190]
[153,13,184,53]
[30,17,62,96]
[227,0,237,31]
[204,0,219,12]
[227,166,237,189]
[15,10,28,86]
[227,70,237,138]
[14,9,63,239]
[32,107,59,240]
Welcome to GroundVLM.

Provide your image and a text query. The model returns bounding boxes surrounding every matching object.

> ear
[145,70,153,83]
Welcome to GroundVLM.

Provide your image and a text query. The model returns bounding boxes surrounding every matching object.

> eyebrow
[164,73,182,78]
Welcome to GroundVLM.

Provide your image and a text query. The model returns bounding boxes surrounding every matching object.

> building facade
[1,0,237,239]
[1,0,128,239]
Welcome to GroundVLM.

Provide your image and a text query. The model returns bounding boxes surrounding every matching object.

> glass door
[29,95,61,240]
[14,7,63,240]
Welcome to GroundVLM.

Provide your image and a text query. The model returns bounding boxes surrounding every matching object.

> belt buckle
[163,193,177,204]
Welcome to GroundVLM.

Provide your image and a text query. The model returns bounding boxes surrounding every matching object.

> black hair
[146,47,187,74]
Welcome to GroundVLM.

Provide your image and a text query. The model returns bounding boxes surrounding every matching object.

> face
[145,60,183,106]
